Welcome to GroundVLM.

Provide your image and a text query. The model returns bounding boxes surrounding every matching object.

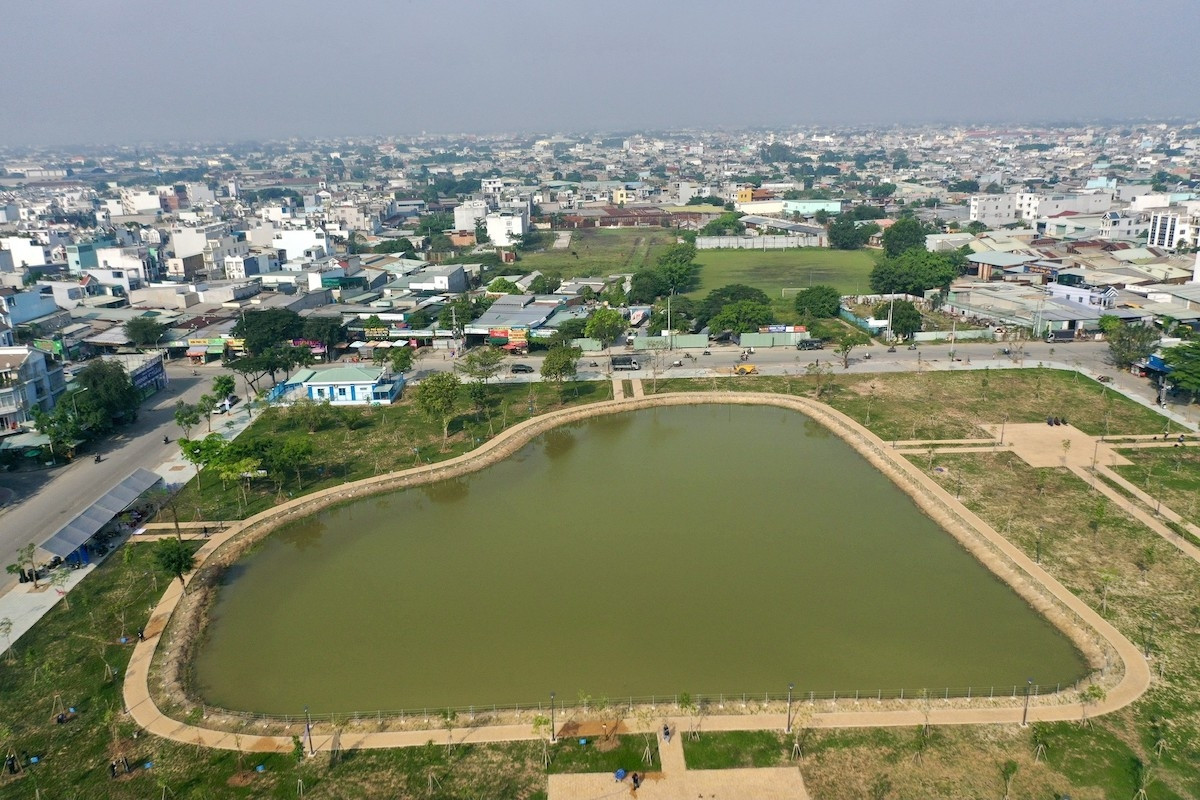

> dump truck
[611,355,641,371]
[733,364,759,375]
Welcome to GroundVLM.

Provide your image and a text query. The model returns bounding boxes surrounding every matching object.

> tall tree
[584,308,626,346]
[881,217,929,257]
[541,345,581,398]
[123,317,167,348]
[178,434,226,490]
[869,250,958,296]
[211,375,236,402]
[1163,341,1200,400]
[700,284,771,326]
[792,285,842,319]
[708,300,773,334]
[173,400,201,439]
[74,360,140,430]
[874,299,923,338]
[457,346,506,383]
[1105,323,1160,369]
[415,372,461,448]
[487,278,522,295]
[232,308,304,356]
[628,270,667,303]
[827,216,868,250]
[835,331,869,369]
[153,538,195,590]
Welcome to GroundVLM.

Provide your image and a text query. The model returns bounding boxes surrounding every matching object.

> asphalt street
[0,363,226,589]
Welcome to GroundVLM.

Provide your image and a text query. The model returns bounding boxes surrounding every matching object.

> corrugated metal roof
[40,468,161,557]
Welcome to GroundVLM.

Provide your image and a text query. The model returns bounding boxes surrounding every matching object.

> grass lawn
[1112,446,1200,526]
[169,380,610,522]
[688,248,879,305]
[645,368,1183,441]
[516,228,677,281]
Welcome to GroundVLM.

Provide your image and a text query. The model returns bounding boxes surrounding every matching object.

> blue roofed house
[275,365,404,406]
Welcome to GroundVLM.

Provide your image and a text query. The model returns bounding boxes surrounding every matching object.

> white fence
[696,234,823,250]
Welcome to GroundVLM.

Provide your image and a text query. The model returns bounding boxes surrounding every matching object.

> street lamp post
[550,692,556,744]
[1021,678,1033,727]
[70,386,90,416]
[304,705,314,755]
[786,682,795,734]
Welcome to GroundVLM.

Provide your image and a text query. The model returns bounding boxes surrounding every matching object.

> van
[796,340,824,350]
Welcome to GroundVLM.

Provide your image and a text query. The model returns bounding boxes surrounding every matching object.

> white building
[0,345,66,430]
[1016,192,1112,221]
[0,236,50,268]
[968,194,1019,227]
[485,209,528,247]
[453,199,489,232]
[119,189,162,215]
[271,228,328,261]
[1147,212,1196,249]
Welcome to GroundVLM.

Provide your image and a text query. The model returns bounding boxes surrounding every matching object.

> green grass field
[689,248,879,300]
[517,228,677,281]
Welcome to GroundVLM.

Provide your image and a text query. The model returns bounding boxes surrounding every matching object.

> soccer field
[689,248,879,299]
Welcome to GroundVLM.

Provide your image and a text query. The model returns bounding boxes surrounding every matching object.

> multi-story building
[0,345,66,431]
[1016,192,1111,221]
[485,209,528,247]
[1147,211,1197,249]
[453,199,489,232]
[968,194,1019,227]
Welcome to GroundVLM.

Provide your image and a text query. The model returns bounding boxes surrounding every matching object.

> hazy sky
[3,0,1198,145]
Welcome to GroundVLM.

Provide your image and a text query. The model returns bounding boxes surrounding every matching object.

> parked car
[796,340,824,350]
[510,364,535,374]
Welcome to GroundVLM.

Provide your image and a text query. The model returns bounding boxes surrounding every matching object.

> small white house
[289,366,404,405]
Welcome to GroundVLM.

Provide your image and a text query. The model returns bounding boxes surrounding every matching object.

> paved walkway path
[611,378,626,401]
[121,392,1151,756]
[547,723,810,800]
[629,379,644,399]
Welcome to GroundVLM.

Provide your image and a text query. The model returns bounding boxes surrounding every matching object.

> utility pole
[667,291,673,351]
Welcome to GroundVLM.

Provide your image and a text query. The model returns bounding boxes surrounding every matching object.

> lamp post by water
[550,692,557,744]
[1020,678,1033,727]
[304,705,314,755]
[786,682,795,734]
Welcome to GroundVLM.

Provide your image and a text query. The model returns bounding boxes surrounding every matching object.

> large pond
[194,405,1086,715]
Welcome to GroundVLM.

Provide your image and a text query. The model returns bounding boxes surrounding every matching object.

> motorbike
[907,343,917,350]
[94,454,102,463]
[863,352,872,360]
[163,435,170,444]
[887,346,896,353]
[589,361,599,367]
[702,349,711,355]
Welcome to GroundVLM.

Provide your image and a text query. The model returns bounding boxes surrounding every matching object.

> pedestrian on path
[109,760,118,778]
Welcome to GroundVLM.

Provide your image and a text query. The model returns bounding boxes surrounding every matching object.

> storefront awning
[186,346,207,357]
[206,344,225,354]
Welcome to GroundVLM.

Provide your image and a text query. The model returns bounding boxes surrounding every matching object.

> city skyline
[2,0,1199,146]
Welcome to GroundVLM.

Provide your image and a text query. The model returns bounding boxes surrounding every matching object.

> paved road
[0,363,229,589]
[414,340,1191,425]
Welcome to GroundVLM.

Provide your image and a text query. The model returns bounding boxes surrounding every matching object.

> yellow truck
[733,364,758,376]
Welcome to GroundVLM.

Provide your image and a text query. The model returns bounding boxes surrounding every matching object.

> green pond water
[193,405,1086,715]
